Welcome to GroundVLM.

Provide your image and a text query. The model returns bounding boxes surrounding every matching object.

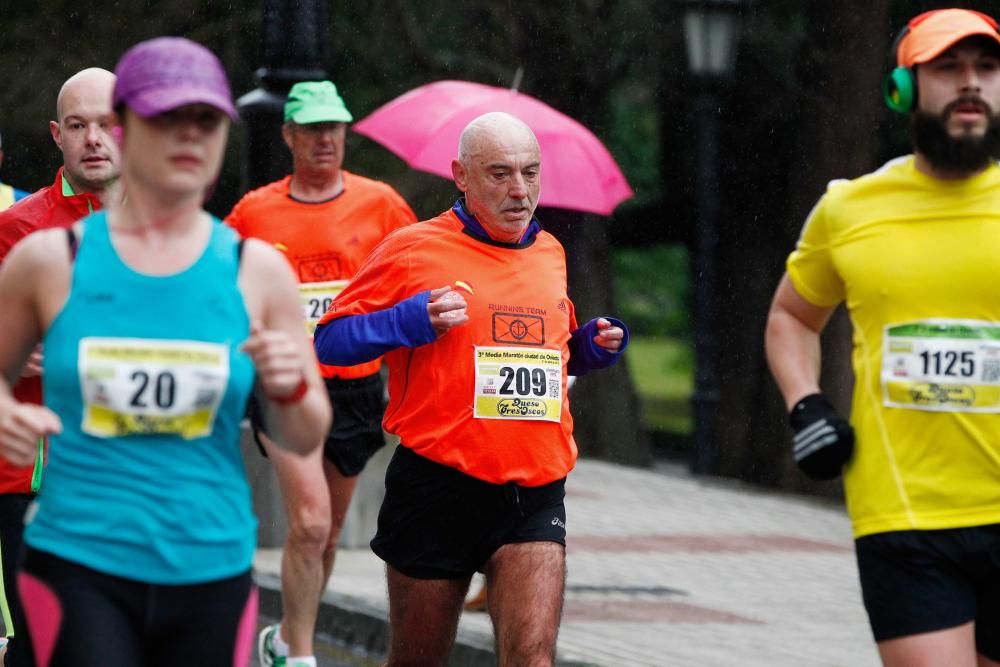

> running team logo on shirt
[78,337,230,439]
[492,312,545,346]
[296,251,343,283]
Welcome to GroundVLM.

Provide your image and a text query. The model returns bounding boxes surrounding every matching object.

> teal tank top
[26,211,257,584]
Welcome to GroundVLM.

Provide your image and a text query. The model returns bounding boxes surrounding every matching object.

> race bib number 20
[79,338,230,439]
[882,320,1000,412]
[474,346,562,422]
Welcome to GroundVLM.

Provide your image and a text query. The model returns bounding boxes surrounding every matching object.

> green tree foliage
[614,245,689,339]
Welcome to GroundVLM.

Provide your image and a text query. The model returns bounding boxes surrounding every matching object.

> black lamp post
[679,0,744,475]
[237,0,329,190]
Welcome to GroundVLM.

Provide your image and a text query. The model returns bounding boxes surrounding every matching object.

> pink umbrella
[353,80,634,216]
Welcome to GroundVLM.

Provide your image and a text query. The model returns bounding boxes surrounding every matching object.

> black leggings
[16,548,257,667]
[0,494,32,665]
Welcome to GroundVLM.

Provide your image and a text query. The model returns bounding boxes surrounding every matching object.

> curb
[254,572,597,667]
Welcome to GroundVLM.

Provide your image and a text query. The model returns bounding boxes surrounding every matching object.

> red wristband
[267,375,308,405]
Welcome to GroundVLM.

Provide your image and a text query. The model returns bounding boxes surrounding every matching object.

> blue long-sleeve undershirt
[314,198,629,372]
[314,291,436,366]
[314,294,629,375]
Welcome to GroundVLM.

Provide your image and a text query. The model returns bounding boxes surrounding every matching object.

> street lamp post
[237,0,328,190]
[678,0,745,475]
[236,0,328,549]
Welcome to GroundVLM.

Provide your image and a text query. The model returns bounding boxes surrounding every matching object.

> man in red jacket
[0,67,119,666]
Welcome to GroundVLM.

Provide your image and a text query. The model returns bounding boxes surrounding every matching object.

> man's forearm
[765,308,823,410]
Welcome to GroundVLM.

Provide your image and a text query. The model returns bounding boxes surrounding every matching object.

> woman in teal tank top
[0,38,330,667]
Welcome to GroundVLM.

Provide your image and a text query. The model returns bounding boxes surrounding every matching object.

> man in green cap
[226,80,417,667]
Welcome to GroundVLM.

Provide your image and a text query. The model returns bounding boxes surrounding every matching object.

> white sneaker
[257,624,284,667]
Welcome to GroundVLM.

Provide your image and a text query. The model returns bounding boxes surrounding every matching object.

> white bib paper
[882,319,1000,412]
[299,280,349,335]
[473,346,562,422]
[79,337,230,439]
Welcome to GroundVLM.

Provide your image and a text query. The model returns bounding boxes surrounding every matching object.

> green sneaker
[257,624,285,667]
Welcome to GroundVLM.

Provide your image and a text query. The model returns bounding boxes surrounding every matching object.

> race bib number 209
[882,320,1000,412]
[473,346,562,422]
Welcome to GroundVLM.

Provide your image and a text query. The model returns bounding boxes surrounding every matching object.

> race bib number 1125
[882,320,1000,412]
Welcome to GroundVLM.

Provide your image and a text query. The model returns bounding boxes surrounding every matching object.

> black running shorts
[855,523,1000,659]
[250,373,386,476]
[371,445,567,580]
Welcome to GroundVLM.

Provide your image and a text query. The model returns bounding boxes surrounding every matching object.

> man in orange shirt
[314,112,628,666]
[226,80,416,667]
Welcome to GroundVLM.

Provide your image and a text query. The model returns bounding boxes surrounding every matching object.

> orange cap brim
[898,9,1000,67]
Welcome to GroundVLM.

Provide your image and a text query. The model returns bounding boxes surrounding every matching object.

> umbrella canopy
[353,80,633,216]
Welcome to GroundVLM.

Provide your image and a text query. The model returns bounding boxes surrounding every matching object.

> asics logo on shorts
[551,517,565,528]
[792,418,838,462]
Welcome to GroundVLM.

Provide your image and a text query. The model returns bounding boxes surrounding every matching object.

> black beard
[911,101,1000,174]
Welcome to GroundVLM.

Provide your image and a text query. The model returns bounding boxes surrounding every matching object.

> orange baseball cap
[897,8,1000,67]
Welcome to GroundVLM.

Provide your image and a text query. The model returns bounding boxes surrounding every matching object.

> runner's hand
[242,321,307,401]
[0,403,60,467]
[21,346,43,379]
[789,393,854,480]
[593,318,624,352]
[428,286,468,336]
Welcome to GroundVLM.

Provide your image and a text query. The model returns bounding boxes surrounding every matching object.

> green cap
[284,81,353,124]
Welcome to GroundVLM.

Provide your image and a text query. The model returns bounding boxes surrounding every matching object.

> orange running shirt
[319,208,579,486]
[226,170,416,378]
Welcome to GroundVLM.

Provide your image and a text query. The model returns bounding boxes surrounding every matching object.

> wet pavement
[252,456,878,666]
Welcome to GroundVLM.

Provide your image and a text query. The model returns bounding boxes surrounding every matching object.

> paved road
[254,457,878,666]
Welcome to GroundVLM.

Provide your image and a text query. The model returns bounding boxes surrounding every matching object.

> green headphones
[883,19,920,114]
[883,65,916,114]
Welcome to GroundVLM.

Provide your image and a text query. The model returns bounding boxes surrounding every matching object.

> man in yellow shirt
[766,9,1000,666]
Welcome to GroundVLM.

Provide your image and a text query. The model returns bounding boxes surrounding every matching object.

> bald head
[56,68,115,122]
[457,112,539,165]
[50,67,119,194]
[452,112,541,243]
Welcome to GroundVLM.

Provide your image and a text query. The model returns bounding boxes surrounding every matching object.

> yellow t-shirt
[788,155,1000,538]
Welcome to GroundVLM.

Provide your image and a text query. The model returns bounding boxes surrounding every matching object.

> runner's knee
[285,501,331,552]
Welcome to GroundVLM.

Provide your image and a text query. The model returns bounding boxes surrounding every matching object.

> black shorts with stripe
[371,444,567,580]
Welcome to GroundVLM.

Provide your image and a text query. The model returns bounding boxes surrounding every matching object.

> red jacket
[0,168,102,494]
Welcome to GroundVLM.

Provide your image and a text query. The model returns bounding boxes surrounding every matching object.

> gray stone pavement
[253,457,880,667]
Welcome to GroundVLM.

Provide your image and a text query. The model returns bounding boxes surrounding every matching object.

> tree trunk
[544,209,653,467]
[712,1,891,491]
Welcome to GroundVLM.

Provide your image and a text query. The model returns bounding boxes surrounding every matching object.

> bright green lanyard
[30,438,43,493]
